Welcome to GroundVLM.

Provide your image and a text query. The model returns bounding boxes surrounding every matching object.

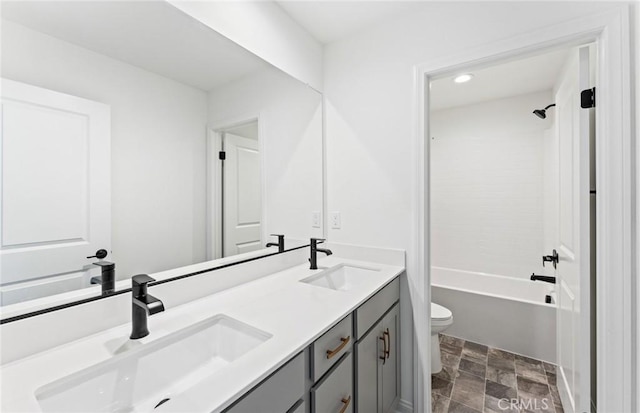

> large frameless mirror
[0,0,323,319]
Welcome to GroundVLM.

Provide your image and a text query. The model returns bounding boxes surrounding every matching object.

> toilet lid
[431,303,452,321]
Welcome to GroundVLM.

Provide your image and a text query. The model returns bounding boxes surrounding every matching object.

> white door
[0,79,110,305]
[222,133,262,256]
[554,45,594,413]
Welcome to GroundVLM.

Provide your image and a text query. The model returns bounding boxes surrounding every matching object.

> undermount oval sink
[35,314,271,413]
[300,264,380,291]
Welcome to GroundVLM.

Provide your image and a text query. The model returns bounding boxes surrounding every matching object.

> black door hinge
[581,87,596,108]
[219,151,226,160]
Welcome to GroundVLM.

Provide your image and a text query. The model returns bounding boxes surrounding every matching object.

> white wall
[208,67,323,242]
[1,20,209,279]
[323,2,627,409]
[168,1,323,92]
[430,91,554,279]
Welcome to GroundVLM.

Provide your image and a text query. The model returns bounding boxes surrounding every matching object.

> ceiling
[1,1,271,91]
[430,48,571,111]
[277,1,427,44]
[2,0,572,102]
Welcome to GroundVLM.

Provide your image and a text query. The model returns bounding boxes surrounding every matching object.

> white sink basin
[300,264,380,291]
[35,315,271,413]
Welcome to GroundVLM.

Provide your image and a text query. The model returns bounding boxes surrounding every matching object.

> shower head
[533,103,556,119]
[533,109,547,119]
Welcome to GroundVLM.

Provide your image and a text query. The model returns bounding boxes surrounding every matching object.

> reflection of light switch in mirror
[330,212,341,229]
[312,212,321,228]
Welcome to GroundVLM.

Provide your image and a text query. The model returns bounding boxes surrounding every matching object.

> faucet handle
[132,274,155,287]
[311,238,326,244]
[93,261,114,269]
[270,234,285,242]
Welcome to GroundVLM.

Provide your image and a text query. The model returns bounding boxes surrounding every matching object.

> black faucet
[530,273,556,284]
[91,262,116,295]
[309,238,332,270]
[266,234,285,253]
[130,274,165,340]
[87,249,115,295]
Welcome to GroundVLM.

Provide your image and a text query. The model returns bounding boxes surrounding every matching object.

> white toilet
[431,302,454,374]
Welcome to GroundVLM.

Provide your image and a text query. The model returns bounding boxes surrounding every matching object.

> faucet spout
[133,294,165,315]
[91,261,115,295]
[266,234,285,253]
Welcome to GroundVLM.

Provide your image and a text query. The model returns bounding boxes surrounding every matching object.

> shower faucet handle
[542,249,559,269]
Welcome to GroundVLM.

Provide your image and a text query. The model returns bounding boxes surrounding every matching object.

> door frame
[207,114,266,260]
[413,6,634,413]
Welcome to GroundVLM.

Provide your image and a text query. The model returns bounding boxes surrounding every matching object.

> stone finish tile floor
[432,334,564,413]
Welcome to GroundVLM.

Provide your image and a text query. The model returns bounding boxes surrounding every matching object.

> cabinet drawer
[312,353,353,413]
[355,277,399,339]
[224,352,305,413]
[311,314,353,382]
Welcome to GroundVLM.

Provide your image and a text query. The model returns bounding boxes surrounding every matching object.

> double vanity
[0,244,405,413]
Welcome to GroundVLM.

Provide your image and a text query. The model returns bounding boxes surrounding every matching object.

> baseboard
[395,398,414,413]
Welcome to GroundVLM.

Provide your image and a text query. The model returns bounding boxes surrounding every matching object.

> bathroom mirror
[0,0,323,315]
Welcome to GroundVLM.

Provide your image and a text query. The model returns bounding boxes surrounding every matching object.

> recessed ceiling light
[453,74,474,83]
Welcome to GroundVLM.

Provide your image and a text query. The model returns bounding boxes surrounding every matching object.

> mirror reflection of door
[0,79,111,306]
[220,122,262,257]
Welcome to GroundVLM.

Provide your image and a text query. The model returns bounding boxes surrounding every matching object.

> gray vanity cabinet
[354,326,379,413]
[223,352,306,413]
[354,279,400,413]
[380,304,399,413]
[223,276,400,413]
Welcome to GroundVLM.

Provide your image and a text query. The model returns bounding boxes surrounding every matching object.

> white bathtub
[431,266,556,363]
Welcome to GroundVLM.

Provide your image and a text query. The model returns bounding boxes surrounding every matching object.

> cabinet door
[355,323,383,413]
[381,304,399,413]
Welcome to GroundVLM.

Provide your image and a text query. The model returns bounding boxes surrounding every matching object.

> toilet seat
[431,303,453,326]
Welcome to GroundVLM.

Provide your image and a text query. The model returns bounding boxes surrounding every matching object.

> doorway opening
[208,119,263,259]
[427,43,596,413]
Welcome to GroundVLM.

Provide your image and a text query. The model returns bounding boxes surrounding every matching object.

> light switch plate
[330,212,341,229]
[312,211,321,228]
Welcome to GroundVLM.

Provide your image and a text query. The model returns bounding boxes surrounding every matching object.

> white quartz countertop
[0,254,404,413]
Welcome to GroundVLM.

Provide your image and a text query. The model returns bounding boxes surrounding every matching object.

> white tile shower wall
[430,91,554,279]
[1,20,209,280]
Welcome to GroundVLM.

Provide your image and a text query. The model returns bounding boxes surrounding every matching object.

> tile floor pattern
[431,334,564,413]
